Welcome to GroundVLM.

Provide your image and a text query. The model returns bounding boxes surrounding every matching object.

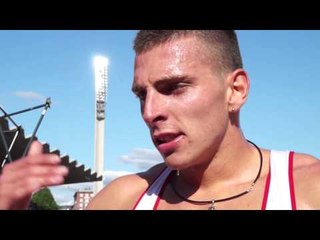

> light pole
[93,56,109,195]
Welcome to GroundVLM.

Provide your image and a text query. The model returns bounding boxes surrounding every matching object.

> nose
[142,91,166,127]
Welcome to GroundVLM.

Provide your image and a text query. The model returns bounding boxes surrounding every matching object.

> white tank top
[133,150,296,210]
[262,150,296,210]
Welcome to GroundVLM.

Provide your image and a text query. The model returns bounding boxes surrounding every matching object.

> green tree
[30,187,59,210]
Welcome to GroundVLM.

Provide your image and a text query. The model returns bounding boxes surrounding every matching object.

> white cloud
[49,170,132,206]
[102,170,132,184]
[119,148,163,170]
[14,91,45,102]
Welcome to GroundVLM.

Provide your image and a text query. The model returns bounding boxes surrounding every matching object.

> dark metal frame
[0,98,51,167]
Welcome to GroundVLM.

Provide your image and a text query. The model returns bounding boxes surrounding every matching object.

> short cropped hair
[133,30,243,73]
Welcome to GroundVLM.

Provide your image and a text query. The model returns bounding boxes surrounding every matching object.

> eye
[159,82,188,95]
[134,90,146,102]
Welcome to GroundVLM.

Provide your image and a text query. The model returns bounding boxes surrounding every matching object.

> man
[1,31,319,210]
[86,30,320,210]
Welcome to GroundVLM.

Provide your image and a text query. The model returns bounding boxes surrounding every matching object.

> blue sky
[1,30,320,205]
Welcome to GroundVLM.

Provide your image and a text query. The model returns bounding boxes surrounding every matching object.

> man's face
[132,36,230,170]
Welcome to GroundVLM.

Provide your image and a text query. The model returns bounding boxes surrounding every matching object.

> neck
[170,139,263,209]
[178,131,259,191]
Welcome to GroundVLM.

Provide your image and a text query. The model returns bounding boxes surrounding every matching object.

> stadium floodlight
[93,55,109,195]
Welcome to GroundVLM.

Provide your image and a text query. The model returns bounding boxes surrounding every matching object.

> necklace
[170,140,263,210]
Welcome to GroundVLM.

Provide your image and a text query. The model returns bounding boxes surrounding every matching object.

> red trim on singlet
[288,151,297,210]
[261,162,271,210]
[132,166,168,210]
[153,170,174,210]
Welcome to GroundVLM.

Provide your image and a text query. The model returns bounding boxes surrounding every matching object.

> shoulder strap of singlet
[262,150,296,210]
[133,167,173,210]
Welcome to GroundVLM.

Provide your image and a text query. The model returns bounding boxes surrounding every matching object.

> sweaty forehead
[133,37,211,85]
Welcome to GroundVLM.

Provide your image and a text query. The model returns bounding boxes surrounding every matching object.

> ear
[226,69,250,112]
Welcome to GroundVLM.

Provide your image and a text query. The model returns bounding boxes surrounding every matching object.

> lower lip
[157,135,184,155]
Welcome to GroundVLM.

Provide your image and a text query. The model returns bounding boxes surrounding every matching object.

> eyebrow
[132,75,191,94]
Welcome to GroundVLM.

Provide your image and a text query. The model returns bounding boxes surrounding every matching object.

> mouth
[153,132,184,155]
[154,133,180,144]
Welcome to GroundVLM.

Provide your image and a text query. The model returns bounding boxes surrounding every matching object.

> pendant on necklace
[208,200,215,210]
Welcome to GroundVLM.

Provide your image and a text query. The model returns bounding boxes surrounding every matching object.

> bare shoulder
[292,152,320,209]
[293,152,320,178]
[86,163,167,210]
[293,152,320,167]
